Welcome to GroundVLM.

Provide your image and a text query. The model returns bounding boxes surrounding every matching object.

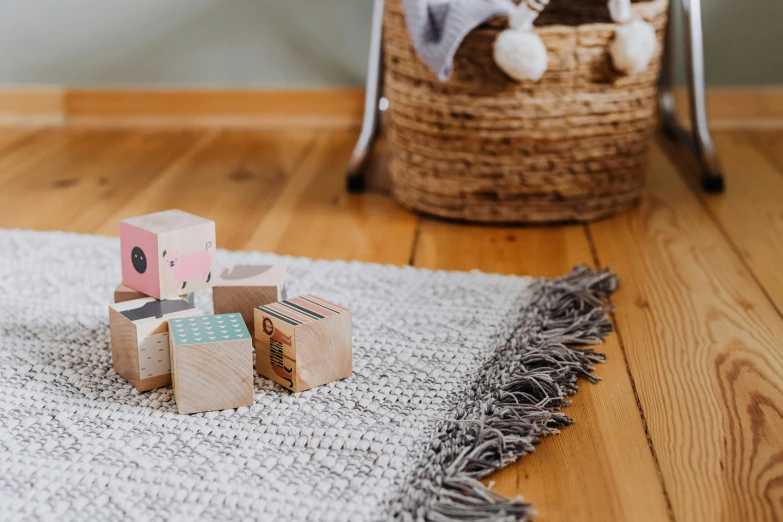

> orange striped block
[254,295,352,392]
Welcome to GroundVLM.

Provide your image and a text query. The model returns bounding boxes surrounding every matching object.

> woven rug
[0,229,617,521]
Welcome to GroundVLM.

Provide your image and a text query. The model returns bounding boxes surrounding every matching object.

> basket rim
[389,0,669,35]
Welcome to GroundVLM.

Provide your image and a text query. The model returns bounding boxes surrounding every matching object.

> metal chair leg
[346,0,385,193]
[659,0,724,193]
[659,3,679,141]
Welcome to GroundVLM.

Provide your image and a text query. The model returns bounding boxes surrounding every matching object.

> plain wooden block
[212,265,287,331]
[255,295,352,392]
[109,297,202,391]
[169,313,254,414]
[114,283,146,303]
[120,209,216,300]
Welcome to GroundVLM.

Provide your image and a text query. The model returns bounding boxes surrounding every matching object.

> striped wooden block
[254,295,352,392]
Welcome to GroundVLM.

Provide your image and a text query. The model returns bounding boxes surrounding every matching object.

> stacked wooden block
[109,297,201,391]
[109,209,352,414]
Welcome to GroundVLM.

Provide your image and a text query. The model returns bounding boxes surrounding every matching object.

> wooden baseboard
[0,87,67,126]
[0,88,364,129]
[0,86,781,129]
[65,89,364,128]
[673,88,783,130]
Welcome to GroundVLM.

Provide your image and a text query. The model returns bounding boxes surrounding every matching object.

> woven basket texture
[386,0,669,224]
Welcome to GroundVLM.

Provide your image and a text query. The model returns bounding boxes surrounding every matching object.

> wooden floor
[0,126,782,522]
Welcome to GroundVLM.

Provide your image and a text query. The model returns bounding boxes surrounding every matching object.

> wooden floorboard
[697,132,783,316]
[0,130,200,231]
[0,130,103,194]
[588,143,783,522]
[413,221,671,522]
[243,129,419,265]
[748,130,783,171]
[0,128,33,153]
[660,131,783,320]
[88,128,316,249]
[0,127,781,521]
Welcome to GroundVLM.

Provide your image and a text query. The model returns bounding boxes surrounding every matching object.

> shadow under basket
[385,0,668,224]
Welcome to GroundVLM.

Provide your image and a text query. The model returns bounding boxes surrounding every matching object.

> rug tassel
[396,265,618,522]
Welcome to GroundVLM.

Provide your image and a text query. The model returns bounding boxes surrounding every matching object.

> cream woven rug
[0,229,617,521]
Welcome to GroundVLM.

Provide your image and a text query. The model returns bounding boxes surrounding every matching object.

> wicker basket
[385,0,668,224]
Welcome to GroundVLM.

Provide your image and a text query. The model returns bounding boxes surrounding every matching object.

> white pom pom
[493,29,548,82]
[610,20,657,75]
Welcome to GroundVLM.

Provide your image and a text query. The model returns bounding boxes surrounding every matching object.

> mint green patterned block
[169,313,250,346]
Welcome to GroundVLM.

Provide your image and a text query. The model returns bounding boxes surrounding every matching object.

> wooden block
[254,295,352,392]
[108,297,202,391]
[120,209,216,300]
[212,265,287,331]
[169,313,254,414]
[113,282,195,305]
[114,283,146,303]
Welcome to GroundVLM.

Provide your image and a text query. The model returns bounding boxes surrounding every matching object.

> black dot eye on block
[131,246,147,274]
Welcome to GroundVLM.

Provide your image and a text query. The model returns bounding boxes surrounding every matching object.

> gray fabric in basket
[403,0,515,80]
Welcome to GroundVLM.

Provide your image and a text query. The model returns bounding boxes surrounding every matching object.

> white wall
[0,0,780,88]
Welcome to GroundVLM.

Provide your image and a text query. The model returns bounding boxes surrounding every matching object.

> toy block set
[109,209,352,414]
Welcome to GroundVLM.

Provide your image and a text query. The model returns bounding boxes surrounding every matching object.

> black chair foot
[662,123,679,141]
[346,173,366,193]
[701,173,725,194]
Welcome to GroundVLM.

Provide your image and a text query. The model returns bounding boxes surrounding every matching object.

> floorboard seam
[583,224,677,522]
[407,218,422,266]
[280,132,320,186]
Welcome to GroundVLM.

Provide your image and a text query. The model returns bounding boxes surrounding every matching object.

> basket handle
[510,0,550,31]
[608,0,632,23]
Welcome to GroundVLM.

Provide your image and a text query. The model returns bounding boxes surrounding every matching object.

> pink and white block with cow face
[120,209,216,300]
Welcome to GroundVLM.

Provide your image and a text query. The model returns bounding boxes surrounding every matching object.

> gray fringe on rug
[392,265,618,521]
